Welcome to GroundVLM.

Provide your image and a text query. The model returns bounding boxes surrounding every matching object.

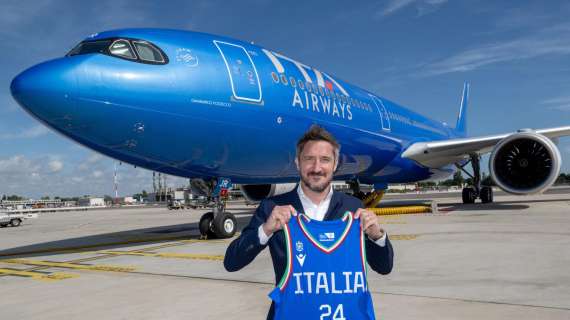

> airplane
[10,28,570,239]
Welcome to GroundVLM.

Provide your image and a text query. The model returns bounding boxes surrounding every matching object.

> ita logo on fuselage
[176,48,198,67]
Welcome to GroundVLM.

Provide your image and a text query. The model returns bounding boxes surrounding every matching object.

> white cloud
[379,0,416,16]
[0,124,50,140]
[0,155,190,198]
[78,153,105,171]
[378,0,447,18]
[541,96,570,111]
[48,160,63,172]
[419,23,570,76]
[0,155,41,174]
[71,176,84,183]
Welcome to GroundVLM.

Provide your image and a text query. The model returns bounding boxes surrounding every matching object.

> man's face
[298,140,336,193]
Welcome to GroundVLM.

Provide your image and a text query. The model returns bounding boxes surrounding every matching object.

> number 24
[319,304,346,320]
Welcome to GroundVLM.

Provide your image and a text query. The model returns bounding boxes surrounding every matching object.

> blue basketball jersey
[269,211,376,320]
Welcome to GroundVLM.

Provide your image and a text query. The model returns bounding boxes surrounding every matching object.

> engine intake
[240,183,297,202]
[489,132,561,195]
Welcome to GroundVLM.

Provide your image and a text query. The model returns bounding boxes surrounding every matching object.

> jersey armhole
[277,223,293,290]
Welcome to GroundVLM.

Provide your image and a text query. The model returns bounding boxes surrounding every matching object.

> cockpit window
[67,40,112,56]
[133,41,165,63]
[66,37,169,65]
[109,40,136,60]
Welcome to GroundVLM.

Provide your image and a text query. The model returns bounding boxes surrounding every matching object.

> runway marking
[0,236,229,258]
[97,251,224,261]
[378,220,407,224]
[2,259,136,273]
[0,268,77,281]
[0,237,230,281]
[389,234,419,240]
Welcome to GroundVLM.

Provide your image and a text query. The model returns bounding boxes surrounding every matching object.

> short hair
[296,125,340,162]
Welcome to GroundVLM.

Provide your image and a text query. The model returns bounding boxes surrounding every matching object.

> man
[224,125,394,320]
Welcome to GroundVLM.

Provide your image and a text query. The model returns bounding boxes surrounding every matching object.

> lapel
[290,186,304,214]
[323,190,341,221]
[276,184,304,214]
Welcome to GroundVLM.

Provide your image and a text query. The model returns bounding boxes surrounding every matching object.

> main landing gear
[195,178,237,239]
[456,154,494,204]
[347,180,386,208]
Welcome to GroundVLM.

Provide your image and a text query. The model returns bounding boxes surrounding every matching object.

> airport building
[77,197,105,207]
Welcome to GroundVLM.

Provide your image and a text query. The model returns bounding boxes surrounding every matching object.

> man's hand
[262,205,297,236]
[354,208,384,241]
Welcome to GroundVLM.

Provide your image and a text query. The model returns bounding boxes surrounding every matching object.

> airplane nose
[11,58,77,125]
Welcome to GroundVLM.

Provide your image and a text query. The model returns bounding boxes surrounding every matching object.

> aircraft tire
[10,219,22,227]
[0,224,8,228]
[462,187,476,204]
[199,212,216,239]
[214,212,237,239]
[480,186,493,203]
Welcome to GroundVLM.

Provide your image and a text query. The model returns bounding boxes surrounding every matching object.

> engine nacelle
[489,132,561,195]
[240,183,297,202]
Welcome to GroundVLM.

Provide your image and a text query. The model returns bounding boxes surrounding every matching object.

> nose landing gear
[196,178,238,239]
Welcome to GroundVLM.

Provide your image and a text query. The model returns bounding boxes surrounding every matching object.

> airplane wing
[401,126,570,168]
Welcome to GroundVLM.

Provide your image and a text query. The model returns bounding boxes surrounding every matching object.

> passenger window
[318,86,324,96]
[109,40,136,59]
[290,77,296,87]
[298,80,305,90]
[281,74,288,85]
[271,72,279,83]
[133,41,165,63]
[307,82,312,92]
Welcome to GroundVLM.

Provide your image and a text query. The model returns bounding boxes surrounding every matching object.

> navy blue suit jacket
[224,188,394,320]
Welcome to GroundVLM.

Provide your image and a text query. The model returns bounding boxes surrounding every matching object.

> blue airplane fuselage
[11,29,460,185]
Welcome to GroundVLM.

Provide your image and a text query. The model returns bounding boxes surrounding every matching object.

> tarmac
[1,190,569,320]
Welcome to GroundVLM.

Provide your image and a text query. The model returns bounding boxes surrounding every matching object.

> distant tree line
[556,173,570,185]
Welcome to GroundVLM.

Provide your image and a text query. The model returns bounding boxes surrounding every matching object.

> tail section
[454,82,469,137]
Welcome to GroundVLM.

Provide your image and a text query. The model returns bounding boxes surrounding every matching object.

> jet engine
[489,131,561,195]
[240,183,297,202]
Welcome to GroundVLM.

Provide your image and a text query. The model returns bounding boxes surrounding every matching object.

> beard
[301,171,332,193]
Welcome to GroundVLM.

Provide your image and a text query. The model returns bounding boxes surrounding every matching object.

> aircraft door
[370,95,391,131]
[213,40,262,103]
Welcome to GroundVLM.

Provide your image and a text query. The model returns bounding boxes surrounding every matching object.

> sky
[0,0,569,198]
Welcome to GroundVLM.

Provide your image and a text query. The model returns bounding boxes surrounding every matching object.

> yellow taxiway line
[0,268,77,281]
[0,236,230,258]
[97,251,224,261]
[2,259,136,273]
[389,234,419,240]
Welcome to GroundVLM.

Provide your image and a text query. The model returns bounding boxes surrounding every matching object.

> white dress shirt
[258,184,387,247]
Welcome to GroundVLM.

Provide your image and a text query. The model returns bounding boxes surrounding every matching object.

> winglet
[455,82,469,137]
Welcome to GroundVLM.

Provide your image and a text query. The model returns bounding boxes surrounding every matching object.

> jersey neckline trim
[297,211,353,254]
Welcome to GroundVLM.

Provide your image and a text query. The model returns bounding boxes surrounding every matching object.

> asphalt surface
[0,191,569,319]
